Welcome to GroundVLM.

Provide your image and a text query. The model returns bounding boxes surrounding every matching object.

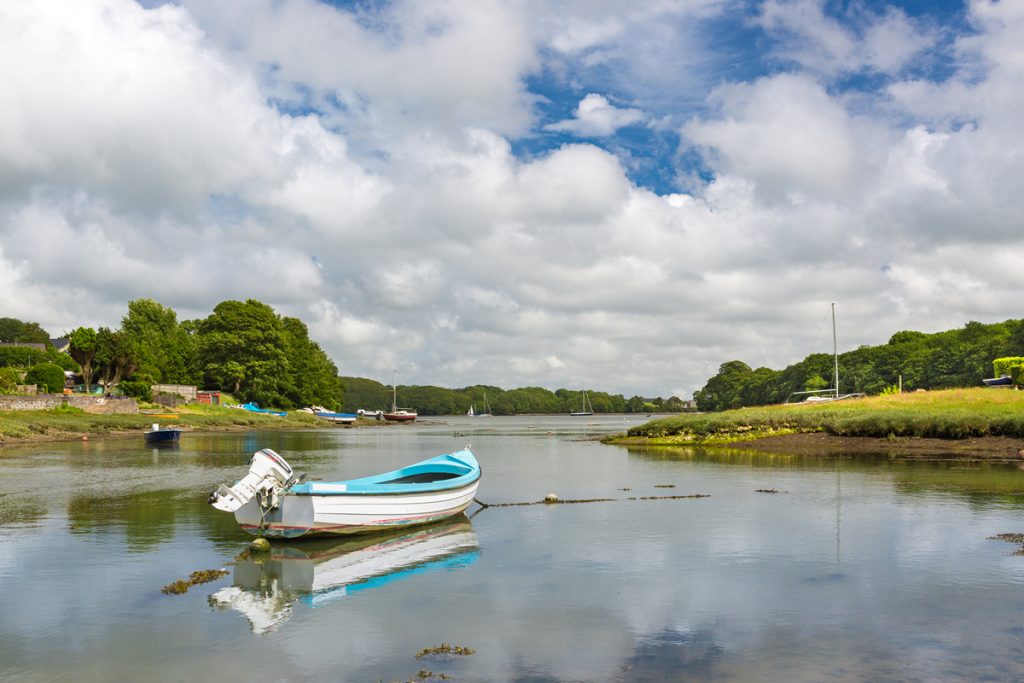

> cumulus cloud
[546,94,646,137]
[0,0,1022,399]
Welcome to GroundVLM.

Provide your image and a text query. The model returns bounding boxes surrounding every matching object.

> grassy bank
[0,404,331,444]
[611,388,1024,445]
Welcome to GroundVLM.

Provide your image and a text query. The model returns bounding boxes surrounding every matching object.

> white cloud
[546,94,646,137]
[757,0,937,77]
[0,0,1022,401]
[682,74,883,203]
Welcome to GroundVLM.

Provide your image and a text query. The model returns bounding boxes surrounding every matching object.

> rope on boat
[473,493,709,509]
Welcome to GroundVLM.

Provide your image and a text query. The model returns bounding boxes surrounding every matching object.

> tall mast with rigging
[832,302,839,399]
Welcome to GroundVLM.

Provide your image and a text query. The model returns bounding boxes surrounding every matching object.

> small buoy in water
[249,537,271,552]
[1018,449,1024,459]
[544,492,558,504]
[82,435,88,441]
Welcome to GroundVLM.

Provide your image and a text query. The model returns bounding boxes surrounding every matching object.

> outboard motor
[209,449,295,513]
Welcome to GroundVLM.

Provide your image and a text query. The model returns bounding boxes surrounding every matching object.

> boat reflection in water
[210,517,479,634]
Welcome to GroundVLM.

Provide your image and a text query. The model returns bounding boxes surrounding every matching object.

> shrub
[119,380,152,402]
[23,362,65,393]
[993,357,1024,378]
[0,367,21,394]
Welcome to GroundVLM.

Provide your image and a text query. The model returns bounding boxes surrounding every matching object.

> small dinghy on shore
[209,448,481,538]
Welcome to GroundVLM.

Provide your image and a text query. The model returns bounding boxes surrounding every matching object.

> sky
[1,0,1022,399]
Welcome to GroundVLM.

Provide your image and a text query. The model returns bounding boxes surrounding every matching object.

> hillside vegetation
[619,388,1024,444]
[341,377,686,415]
[695,319,1024,411]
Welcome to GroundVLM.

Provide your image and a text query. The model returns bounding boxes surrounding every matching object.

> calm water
[2,415,1024,682]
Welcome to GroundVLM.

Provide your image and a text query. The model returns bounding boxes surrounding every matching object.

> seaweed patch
[161,569,230,595]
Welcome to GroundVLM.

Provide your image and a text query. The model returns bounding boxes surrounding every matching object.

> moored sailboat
[570,389,593,416]
[383,369,417,422]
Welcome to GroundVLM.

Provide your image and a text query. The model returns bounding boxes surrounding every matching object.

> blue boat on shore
[144,424,180,444]
[238,402,288,417]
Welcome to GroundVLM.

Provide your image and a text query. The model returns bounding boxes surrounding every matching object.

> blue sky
[1,0,1022,398]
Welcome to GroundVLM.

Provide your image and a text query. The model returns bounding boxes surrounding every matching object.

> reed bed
[624,388,1024,442]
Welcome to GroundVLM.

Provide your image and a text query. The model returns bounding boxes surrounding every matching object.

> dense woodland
[694,319,1024,412]
[342,376,688,416]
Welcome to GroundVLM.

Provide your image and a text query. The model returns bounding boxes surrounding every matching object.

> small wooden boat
[209,518,478,634]
[209,448,481,538]
[145,423,180,444]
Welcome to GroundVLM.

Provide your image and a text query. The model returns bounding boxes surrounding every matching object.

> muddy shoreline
[714,432,1024,460]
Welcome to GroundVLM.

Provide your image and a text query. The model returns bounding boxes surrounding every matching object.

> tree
[0,317,50,344]
[69,327,98,392]
[196,300,291,406]
[626,395,646,413]
[95,328,138,390]
[280,316,343,409]
[694,361,753,411]
[121,299,196,384]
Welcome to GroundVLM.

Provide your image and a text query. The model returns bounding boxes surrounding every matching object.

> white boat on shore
[209,447,481,538]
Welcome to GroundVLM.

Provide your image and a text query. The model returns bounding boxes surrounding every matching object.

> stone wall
[0,395,139,414]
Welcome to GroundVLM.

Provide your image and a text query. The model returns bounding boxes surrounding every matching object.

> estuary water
[1,415,1023,682]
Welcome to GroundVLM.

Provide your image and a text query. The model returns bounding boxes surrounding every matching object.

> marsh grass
[0,404,320,442]
[622,389,1024,442]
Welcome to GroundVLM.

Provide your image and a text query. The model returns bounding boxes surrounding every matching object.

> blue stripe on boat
[288,449,480,496]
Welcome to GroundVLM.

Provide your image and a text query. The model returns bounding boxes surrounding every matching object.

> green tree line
[3,304,689,414]
[694,319,1024,411]
[0,299,344,409]
[342,378,689,416]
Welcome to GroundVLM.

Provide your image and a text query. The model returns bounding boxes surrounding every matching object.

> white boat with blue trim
[209,448,481,538]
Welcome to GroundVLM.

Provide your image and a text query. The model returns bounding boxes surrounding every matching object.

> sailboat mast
[392,369,398,412]
[832,302,839,398]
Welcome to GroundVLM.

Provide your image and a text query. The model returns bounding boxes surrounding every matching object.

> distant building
[197,391,221,405]
[50,338,70,353]
[152,384,198,401]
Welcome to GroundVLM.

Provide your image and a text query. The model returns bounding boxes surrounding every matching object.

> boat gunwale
[288,450,480,497]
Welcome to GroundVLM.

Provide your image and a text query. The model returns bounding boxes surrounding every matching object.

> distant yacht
[570,390,593,416]
[383,370,417,422]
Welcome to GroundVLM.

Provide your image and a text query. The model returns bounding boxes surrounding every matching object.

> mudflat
[725,432,1024,460]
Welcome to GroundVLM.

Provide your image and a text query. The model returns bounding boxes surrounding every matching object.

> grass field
[0,403,327,443]
[616,388,1024,444]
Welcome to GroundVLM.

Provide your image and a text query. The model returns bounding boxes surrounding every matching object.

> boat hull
[314,411,358,424]
[235,479,480,538]
[382,412,417,422]
[145,429,180,443]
